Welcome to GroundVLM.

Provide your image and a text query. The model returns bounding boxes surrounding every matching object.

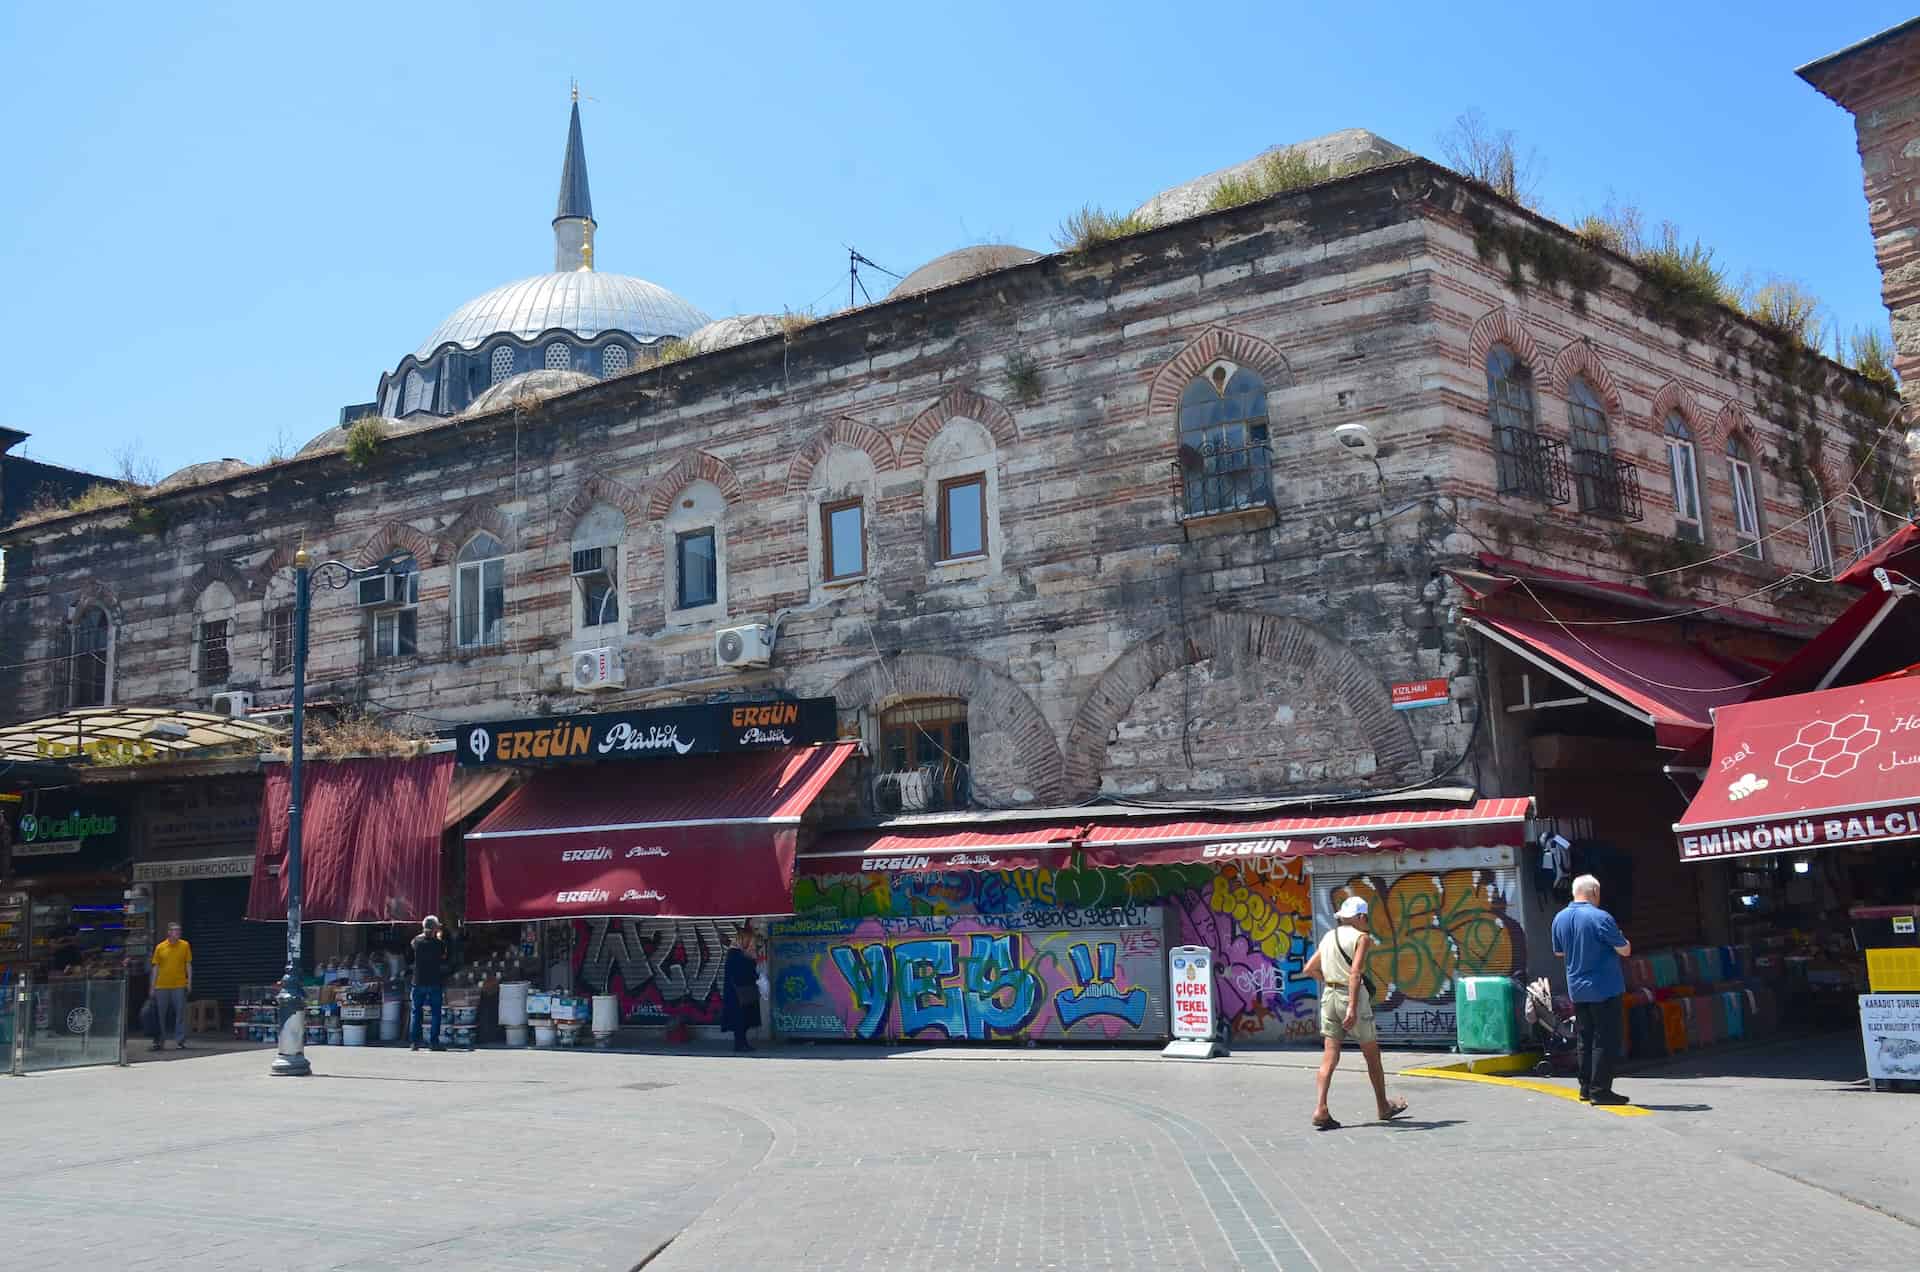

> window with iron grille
[1566,378,1620,514]
[70,607,110,707]
[270,606,295,675]
[877,700,970,812]
[1487,346,1544,497]
[1177,366,1272,517]
[601,344,629,377]
[1664,414,1703,543]
[198,619,230,687]
[490,346,515,385]
[545,343,572,372]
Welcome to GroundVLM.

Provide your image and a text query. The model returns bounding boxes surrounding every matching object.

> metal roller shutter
[1309,845,1524,1046]
[182,877,288,1011]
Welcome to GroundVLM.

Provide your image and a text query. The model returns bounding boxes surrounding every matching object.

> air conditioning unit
[570,646,626,692]
[355,572,397,607]
[570,546,613,577]
[715,624,773,669]
[211,691,254,719]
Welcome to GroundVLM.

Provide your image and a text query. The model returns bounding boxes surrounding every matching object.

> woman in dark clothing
[721,928,760,1053]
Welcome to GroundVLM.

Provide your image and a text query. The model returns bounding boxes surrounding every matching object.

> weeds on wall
[779,308,816,337]
[1053,204,1159,253]
[20,443,169,534]
[653,338,695,365]
[344,417,387,469]
[1203,151,1370,214]
[1003,350,1044,405]
[1612,527,1711,596]
[1468,212,1607,313]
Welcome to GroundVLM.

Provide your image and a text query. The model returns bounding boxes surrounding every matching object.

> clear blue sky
[1,1,1909,478]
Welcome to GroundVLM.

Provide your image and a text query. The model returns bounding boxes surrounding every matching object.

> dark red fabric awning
[1837,521,1920,589]
[798,819,1092,876]
[1675,677,1920,861]
[465,742,855,920]
[1467,612,1756,748]
[1077,797,1534,866]
[248,753,454,924]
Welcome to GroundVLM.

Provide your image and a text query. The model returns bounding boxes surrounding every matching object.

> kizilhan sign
[456,698,838,766]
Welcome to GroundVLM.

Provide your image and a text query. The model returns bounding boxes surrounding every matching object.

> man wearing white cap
[1301,895,1408,1129]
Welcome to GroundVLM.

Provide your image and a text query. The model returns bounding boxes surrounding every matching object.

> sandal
[1311,1115,1341,1131]
[1379,1097,1409,1122]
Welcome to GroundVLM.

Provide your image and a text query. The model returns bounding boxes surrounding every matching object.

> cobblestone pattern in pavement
[1,1041,1915,1271]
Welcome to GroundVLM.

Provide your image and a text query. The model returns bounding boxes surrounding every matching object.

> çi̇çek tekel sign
[456,698,838,766]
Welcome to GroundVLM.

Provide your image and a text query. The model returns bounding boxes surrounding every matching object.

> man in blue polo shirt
[1552,874,1632,1105]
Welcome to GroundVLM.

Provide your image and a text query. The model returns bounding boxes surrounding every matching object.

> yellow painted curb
[1401,1066,1654,1117]
[1417,1052,1543,1076]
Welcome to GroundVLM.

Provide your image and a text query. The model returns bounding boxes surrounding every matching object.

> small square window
[676,528,717,610]
[822,499,865,581]
[938,475,987,561]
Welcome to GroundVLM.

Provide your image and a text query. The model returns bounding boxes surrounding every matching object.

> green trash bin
[1455,975,1521,1053]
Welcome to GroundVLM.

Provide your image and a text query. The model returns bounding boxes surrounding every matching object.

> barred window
[601,344,629,377]
[545,343,572,372]
[490,346,515,384]
[71,607,111,707]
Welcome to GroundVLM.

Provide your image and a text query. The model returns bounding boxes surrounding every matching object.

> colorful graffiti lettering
[1329,869,1523,1010]
[572,917,744,1026]
[774,913,1167,1041]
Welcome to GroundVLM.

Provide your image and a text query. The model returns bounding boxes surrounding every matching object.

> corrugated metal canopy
[0,707,280,762]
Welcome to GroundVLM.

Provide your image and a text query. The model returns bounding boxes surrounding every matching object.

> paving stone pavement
[2,1038,1916,1271]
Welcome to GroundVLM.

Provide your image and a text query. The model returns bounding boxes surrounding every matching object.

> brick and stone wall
[2,162,1899,810]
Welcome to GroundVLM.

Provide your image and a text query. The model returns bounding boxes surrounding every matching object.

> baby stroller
[1524,977,1579,1076]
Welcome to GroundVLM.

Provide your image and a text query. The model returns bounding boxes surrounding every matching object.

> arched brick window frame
[645,452,745,521]
[355,522,442,569]
[1466,307,1542,370]
[1062,612,1422,799]
[785,416,896,494]
[897,389,1018,470]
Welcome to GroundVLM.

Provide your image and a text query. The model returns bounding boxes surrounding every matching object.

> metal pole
[272,549,313,1077]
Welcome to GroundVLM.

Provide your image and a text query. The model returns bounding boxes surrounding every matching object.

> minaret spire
[553,88,596,273]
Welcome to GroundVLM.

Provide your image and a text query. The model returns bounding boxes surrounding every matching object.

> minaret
[553,86,595,273]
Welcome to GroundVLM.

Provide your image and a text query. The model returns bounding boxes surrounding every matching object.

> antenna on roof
[846,247,901,308]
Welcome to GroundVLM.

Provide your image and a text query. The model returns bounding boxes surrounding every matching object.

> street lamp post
[271,546,402,1077]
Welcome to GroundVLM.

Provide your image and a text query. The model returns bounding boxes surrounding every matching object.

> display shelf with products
[0,891,28,965]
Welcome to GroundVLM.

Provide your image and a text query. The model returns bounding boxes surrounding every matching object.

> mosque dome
[297,414,437,459]
[154,459,250,492]
[462,369,598,417]
[685,314,784,355]
[415,272,709,360]
[890,245,1041,298]
[1131,129,1412,225]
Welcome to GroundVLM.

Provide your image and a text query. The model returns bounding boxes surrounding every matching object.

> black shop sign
[455,698,838,767]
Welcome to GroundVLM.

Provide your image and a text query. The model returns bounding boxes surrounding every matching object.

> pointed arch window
[1487,346,1565,503]
[1566,377,1638,519]
[70,607,111,708]
[1808,500,1835,577]
[1727,436,1764,559]
[455,532,506,649]
[1664,413,1703,543]
[1177,364,1272,517]
[1847,493,1878,560]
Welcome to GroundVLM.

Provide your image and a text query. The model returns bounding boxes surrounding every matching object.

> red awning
[464,742,856,920]
[1076,797,1534,865]
[1456,554,1808,633]
[1747,586,1916,699]
[1466,612,1756,748]
[797,818,1092,876]
[248,753,454,924]
[1837,521,1920,589]
[1674,676,1920,861]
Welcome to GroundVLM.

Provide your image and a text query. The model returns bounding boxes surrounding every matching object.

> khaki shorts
[1320,987,1378,1046]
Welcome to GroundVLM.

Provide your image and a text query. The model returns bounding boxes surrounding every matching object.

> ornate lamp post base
[270,973,310,1077]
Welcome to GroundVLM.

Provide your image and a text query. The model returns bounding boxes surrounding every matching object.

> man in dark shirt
[410,915,448,1052]
[1552,875,1632,1105]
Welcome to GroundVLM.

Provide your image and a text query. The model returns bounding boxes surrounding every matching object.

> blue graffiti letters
[1055,941,1148,1030]
[829,943,892,1038]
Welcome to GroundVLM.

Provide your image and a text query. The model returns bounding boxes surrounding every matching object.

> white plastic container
[591,994,618,1037]
[379,998,402,1041]
[505,1025,529,1047]
[499,981,531,1027]
[533,1024,556,1047]
[343,1023,367,1046]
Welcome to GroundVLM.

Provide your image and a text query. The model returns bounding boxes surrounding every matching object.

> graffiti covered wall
[793,858,1322,1043]
[570,917,745,1027]
[769,910,1168,1041]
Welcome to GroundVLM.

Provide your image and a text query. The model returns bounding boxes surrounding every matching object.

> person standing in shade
[721,928,760,1053]
[410,915,448,1052]
[1302,896,1409,1129]
[1553,874,1632,1105]
[149,922,192,1051]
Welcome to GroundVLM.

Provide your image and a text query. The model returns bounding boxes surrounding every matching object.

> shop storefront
[456,699,855,1042]
[781,794,1535,1046]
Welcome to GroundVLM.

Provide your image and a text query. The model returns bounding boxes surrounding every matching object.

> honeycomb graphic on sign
[1774,713,1880,784]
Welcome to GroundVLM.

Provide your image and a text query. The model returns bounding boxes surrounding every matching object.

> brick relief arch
[1467,307,1543,370]
[1062,612,1423,798]
[66,581,125,628]
[180,560,256,609]
[356,521,442,568]
[830,652,1066,804]
[1147,326,1296,419]
[898,388,1019,469]
[559,475,646,538]
[443,502,516,556]
[1547,340,1624,415]
[1709,402,1750,455]
[785,415,897,494]
[646,450,745,520]
[1649,380,1706,437]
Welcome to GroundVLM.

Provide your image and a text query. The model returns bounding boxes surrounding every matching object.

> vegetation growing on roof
[1468,213,1608,313]
[653,338,695,365]
[1053,204,1159,253]
[344,417,387,469]
[1438,108,1545,209]
[1203,150,1372,213]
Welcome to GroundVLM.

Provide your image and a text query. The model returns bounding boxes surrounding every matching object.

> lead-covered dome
[461,369,597,417]
[890,245,1041,298]
[416,272,710,359]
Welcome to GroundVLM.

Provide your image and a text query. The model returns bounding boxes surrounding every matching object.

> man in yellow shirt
[149,922,192,1051]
